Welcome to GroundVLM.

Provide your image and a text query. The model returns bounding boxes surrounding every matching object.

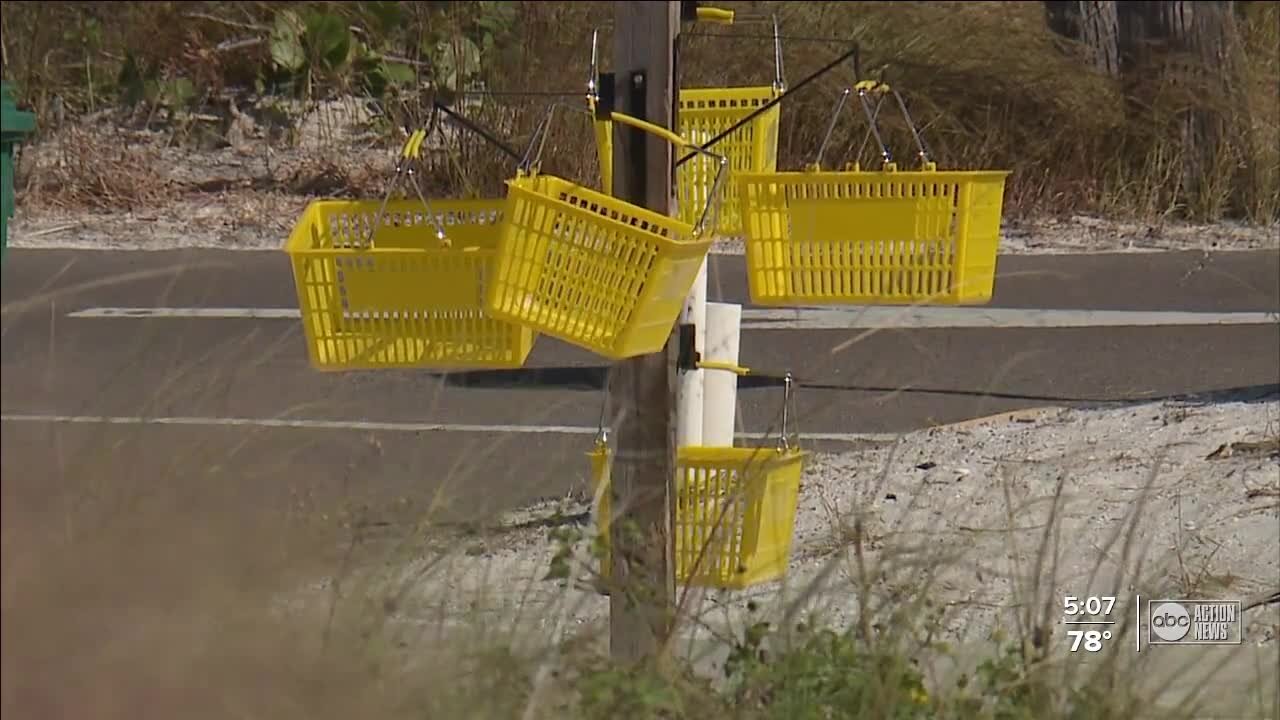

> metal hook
[779,372,797,452]
[588,28,601,103]
[595,383,610,447]
[771,14,786,91]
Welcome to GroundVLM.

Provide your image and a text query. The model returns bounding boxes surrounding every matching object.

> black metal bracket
[680,1,701,23]
[595,72,616,120]
[432,99,523,163]
[676,323,700,373]
[624,70,647,204]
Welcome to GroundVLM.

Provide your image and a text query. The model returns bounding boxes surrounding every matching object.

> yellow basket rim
[285,197,509,255]
[587,445,809,463]
[297,196,509,210]
[737,168,1012,183]
[506,173,709,246]
[679,85,784,99]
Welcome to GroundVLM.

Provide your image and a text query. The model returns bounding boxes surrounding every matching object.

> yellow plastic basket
[485,112,724,360]
[285,198,535,371]
[737,166,1010,306]
[593,85,781,236]
[587,442,807,590]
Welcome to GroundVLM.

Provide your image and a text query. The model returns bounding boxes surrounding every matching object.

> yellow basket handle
[516,102,726,236]
[695,6,735,23]
[401,128,427,160]
[692,362,801,452]
[696,360,751,376]
[589,10,785,98]
[601,110,729,238]
[608,112,689,152]
[365,124,450,249]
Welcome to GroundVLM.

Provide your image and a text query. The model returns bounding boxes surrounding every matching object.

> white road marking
[64,306,1280,329]
[740,307,1279,329]
[69,307,302,319]
[0,413,895,444]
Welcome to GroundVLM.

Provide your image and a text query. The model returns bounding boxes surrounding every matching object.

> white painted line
[69,307,302,319]
[64,306,1280,329]
[738,307,1280,329]
[0,413,896,444]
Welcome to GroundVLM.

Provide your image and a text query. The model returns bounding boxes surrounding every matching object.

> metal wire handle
[771,14,786,91]
[595,378,610,448]
[585,12,786,100]
[366,98,563,248]
[587,28,601,106]
[366,113,449,248]
[811,80,935,172]
[779,372,800,452]
[594,364,799,453]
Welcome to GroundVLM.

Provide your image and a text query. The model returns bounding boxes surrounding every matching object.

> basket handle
[695,360,799,452]
[365,122,451,248]
[523,98,728,237]
[811,80,936,173]
[688,7,786,90]
[779,372,799,452]
[695,6,735,23]
[607,111,729,238]
[586,12,786,100]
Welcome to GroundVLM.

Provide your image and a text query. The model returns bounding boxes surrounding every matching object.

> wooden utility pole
[606,0,681,666]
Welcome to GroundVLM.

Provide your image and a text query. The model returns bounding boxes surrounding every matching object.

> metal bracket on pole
[595,72,617,120]
[676,323,701,372]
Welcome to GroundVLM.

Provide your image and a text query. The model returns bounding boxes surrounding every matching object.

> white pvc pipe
[702,302,741,448]
[676,259,707,448]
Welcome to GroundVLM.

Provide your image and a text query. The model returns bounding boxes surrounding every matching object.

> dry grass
[1,1,1277,223]
[2,265,1277,718]
[1,2,1278,717]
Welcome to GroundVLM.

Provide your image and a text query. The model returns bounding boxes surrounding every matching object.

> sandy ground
[5,110,1277,255]
[9,196,1279,256]
[8,107,1278,713]
[281,396,1280,711]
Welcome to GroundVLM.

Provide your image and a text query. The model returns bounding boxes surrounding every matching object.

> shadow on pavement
[431,366,1279,406]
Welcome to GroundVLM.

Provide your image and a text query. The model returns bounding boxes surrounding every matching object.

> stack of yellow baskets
[281,14,1011,595]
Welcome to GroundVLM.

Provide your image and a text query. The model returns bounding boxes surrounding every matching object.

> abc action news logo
[1147,600,1243,645]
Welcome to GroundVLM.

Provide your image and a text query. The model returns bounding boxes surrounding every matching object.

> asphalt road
[3,248,1278,523]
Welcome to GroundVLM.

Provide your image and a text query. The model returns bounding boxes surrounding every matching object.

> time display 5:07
[1063,596,1117,616]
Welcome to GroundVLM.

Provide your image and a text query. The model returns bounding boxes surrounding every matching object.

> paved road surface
[3,248,1277,523]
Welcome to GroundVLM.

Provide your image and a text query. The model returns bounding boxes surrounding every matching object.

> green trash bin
[2,81,37,264]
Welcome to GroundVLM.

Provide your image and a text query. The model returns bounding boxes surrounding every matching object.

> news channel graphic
[1144,598,1244,647]
[1059,595,1247,653]
[1060,595,1125,653]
